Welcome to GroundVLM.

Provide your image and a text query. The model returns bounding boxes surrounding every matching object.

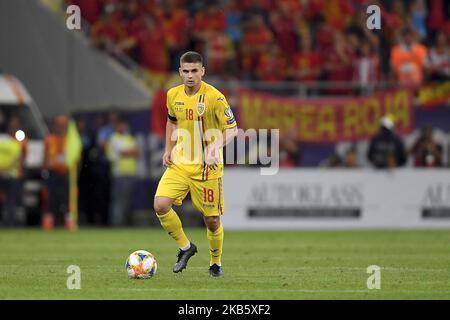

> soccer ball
[125,250,157,279]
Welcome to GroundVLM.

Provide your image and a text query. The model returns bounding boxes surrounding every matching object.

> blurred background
[0,0,449,230]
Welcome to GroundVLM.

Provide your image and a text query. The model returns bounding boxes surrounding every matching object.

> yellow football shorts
[155,167,224,217]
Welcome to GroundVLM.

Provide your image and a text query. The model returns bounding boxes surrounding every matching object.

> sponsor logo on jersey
[175,101,185,106]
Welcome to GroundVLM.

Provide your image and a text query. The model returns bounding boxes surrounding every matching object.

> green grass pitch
[0,228,449,299]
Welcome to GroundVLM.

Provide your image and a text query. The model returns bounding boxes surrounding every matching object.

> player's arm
[163,119,178,167]
[205,95,238,169]
[215,126,238,149]
[206,126,237,170]
[162,90,178,167]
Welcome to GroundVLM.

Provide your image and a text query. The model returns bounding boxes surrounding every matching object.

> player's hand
[205,145,219,170]
[163,151,173,167]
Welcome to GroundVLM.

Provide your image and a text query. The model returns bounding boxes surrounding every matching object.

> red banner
[236,88,415,143]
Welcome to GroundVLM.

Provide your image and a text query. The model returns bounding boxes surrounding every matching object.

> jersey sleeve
[167,90,177,122]
[214,94,237,130]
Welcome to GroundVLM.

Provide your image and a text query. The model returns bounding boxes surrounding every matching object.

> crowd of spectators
[314,115,447,169]
[67,0,450,89]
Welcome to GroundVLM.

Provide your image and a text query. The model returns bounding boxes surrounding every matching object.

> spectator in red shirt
[323,31,356,94]
[255,43,287,83]
[193,4,227,36]
[290,32,322,82]
[314,15,334,52]
[382,0,408,44]
[135,15,169,78]
[160,0,190,70]
[114,0,144,60]
[239,15,274,79]
[121,0,143,34]
[300,0,324,20]
[269,3,298,60]
[90,8,126,50]
[192,4,227,54]
[322,0,354,30]
[241,15,273,50]
[205,32,236,78]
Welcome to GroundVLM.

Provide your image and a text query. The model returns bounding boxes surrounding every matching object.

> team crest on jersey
[197,103,205,116]
[197,94,206,116]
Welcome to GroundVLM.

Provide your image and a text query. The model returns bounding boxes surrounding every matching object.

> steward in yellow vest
[0,117,27,226]
[106,119,139,226]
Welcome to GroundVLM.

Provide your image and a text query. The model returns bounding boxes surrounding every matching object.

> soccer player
[154,51,238,277]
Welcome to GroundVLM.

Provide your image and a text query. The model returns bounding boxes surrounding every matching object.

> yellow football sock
[207,223,223,266]
[157,208,190,249]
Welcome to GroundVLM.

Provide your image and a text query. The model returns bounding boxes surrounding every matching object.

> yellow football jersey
[166,81,237,181]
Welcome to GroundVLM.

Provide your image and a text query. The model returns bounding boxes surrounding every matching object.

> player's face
[179,62,205,89]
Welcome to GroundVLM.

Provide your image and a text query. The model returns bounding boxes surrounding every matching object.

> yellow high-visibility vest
[0,135,22,178]
[107,133,138,177]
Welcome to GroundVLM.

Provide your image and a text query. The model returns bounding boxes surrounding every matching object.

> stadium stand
[65,0,450,91]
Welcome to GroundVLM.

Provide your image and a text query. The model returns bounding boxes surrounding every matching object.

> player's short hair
[180,51,203,66]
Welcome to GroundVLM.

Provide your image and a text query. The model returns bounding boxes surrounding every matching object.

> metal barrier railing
[205,79,401,98]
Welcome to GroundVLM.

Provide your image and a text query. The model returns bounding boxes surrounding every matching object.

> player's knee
[154,197,172,215]
[204,216,220,232]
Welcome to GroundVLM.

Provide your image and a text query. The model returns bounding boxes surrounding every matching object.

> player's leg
[154,196,190,250]
[154,168,197,272]
[190,177,225,277]
[203,215,224,277]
